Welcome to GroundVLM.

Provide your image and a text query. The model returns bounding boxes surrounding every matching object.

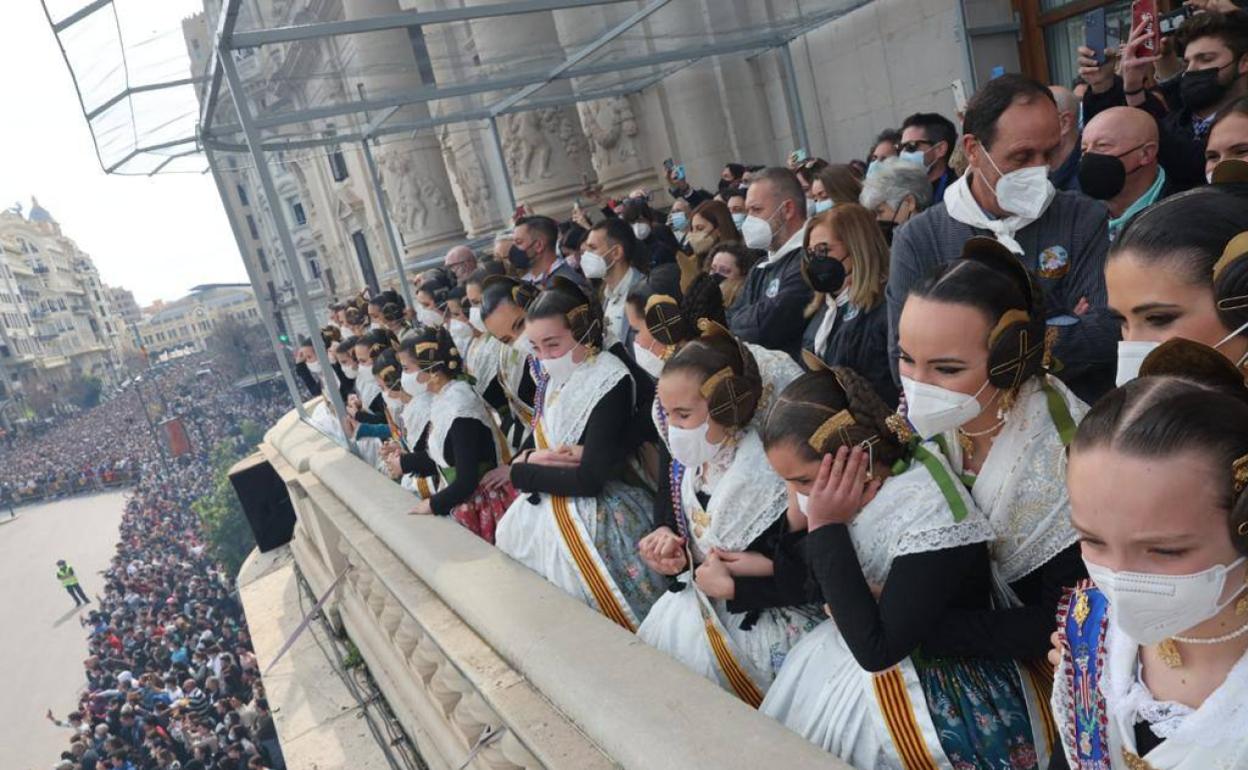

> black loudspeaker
[229,454,296,552]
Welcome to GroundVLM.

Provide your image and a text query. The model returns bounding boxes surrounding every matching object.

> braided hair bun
[664,321,762,429]
[408,326,463,376]
[1213,231,1248,338]
[527,276,606,351]
[371,350,404,393]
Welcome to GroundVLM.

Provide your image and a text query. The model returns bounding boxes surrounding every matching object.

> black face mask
[801,250,847,294]
[1077,152,1128,200]
[709,272,727,286]
[1180,64,1232,114]
[507,244,531,271]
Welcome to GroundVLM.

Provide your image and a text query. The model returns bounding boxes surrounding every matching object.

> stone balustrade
[254,409,842,769]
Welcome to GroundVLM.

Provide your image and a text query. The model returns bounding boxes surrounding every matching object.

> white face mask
[539,346,580,389]
[1115,340,1161,387]
[795,491,809,514]
[741,211,776,251]
[341,364,358,380]
[982,151,1055,219]
[632,222,652,240]
[469,306,487,333]
[668,418,723,469]
[417,306,443,328]
[633,341,664,379]
[306,360,322,375]
[449,318,474,342]
[900,375,989,439]
[580,250,608,280]
[1085,557,1248,644]
[400,371,423,397]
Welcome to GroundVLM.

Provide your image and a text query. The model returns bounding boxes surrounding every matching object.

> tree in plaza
[206,316,278,385]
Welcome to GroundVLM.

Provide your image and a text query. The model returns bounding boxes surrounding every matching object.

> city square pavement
[0,492,125,770]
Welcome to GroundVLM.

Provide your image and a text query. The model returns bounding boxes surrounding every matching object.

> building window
[1018,0,1134,86]
[329,150,349,182]
[257,247,269,272]
[290,199,307,226]
[246,214,260,240]
[303,250,321,280]
[237,184,250,206]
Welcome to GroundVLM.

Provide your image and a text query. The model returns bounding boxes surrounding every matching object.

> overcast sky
[0,3,246,306]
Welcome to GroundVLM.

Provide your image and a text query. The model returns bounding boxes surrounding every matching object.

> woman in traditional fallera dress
[493,278,666,630]
[479,276,541,452]
[385,327,519,543]
[758,367,1049,770]
[636,327,822,704]
[1052,341,1248,770]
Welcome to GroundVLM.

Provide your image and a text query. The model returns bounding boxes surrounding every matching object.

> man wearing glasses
[899,112,960,202]
[443,244,478,285]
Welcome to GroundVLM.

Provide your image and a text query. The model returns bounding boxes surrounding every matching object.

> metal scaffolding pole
[359,139,417,313]
[778,41,810,155]
[204,144,309,421]
[488,117,518,219]
[218,34,358,455]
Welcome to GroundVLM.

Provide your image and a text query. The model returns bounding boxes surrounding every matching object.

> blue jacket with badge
[729,245,812,362]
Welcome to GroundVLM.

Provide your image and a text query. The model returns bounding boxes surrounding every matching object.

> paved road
[0,492,126,770]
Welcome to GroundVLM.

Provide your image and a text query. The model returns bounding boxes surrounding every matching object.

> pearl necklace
[1172,618,1248,645]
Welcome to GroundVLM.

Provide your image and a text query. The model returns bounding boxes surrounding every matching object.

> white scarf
[942,173,1050,256]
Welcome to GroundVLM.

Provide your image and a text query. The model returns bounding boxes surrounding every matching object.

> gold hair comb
[808,410,856,453]
[988,309,1032,347]
[414,342,439,354]
[700,366,733,399]
[1213,231,1248,282]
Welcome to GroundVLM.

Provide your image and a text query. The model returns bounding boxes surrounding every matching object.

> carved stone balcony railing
[255,410,841,770]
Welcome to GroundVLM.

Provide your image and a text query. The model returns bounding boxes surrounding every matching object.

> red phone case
[1132,0,1159,58]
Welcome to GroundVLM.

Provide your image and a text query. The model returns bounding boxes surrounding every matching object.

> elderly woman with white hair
[858,157,934,243]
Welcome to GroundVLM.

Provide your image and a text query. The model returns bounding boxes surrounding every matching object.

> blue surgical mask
[899,149,931,171]
[670,211,688,231]
[731,212,746,228]
[812,199,834,214]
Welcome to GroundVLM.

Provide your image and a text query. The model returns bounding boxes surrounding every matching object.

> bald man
[1048,85,1083,191]
[443,244,477,283]
[1079,106,1168,239]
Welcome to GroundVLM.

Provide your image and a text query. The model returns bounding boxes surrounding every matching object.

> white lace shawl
[940,376,1085,585]
[648,342,803,450]
[681,429,788,559]
[541,352,630,447]
[426,379,504,470]
[355,373,381,413]
[1104,612,1248,753]
[399,390,432,448]
[849,447,995,586]
[465,334,502,398]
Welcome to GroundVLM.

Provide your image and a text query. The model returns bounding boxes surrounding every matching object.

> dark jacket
[802,299,898,408]
[887,190,1116,404]
[1049,142,1082,193]
[729,242,813,361]
[293,360,320,397]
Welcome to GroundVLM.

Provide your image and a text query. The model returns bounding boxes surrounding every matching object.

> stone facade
[0,201,127,419]
[136,284,262,359]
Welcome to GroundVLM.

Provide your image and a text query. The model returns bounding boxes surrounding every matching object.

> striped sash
[872,667,941,770]
[534,420,635,632]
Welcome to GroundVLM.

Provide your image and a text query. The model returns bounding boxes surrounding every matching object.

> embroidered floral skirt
[451,482,518,544]
[916,654,1040,770]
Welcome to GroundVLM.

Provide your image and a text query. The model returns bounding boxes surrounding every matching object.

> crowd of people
[40,359,290,770]
[283,7,1248,768]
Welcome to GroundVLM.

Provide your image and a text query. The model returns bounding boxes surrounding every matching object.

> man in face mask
[899,112,959,201]
[726,167,814,359]
[1078,106,1168,239]
[1081,10,1248,192]
[887,74,1117,405]
[512,215,589,290]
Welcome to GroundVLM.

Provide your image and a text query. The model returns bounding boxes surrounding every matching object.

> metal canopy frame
[43,0,869,450]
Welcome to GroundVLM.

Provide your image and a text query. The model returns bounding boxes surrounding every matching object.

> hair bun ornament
[1213,232,1248,340]
[800,349,830,373]
[960,236,1038,310]
[645,294,693,349]
[1138,337,1247,393]
[1211,158,1248,186]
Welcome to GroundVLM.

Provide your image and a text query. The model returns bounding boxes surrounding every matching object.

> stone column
[463,0,597,216]
[399,0,507,237]
[551,5,657,201]
[341,0,466,256]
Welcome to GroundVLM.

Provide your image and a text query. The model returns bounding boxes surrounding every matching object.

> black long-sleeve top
[399,418,496,516]
[807,523,992,672]
[355,392,388,425]
[510,378,631,498]
[921,543,1087,661]
[294,360,321,397]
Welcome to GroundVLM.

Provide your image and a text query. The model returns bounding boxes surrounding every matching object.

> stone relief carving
[379,150,452,235]
[501,107,592,185]
[438,127,494,224]
[578,96,640,168]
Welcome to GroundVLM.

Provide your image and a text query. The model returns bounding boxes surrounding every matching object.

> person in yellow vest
[56,559,90,607]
